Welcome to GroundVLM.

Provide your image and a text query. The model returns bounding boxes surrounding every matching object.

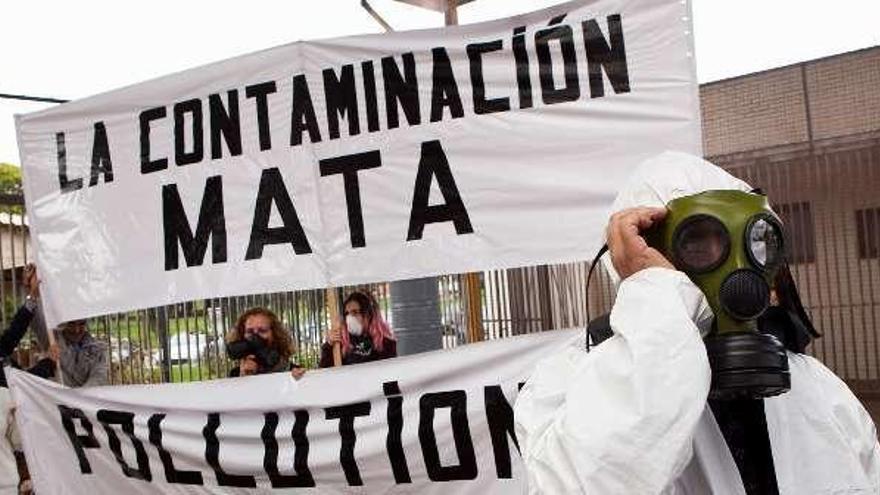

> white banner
[16,0,699,327]
[7,329,579,494]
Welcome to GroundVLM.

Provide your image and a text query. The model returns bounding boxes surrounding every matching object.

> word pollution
[57,381,521,488]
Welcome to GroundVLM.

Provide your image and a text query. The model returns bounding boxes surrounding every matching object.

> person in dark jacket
[320,291,397,368]
[0,264,55,388]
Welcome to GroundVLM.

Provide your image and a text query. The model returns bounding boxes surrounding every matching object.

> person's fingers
[622,206,664,232]
[608,208,651,263]
[607,207,673,279]
[609,207,655,243]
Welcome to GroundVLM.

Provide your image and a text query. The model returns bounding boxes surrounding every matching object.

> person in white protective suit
[514,151,880,494]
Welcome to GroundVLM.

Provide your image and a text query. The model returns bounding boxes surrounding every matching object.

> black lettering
[209,90,242,159]
[88,122,114,187]
[418,391,477,481]
[162,176,227,270]
[382,53,421,129]
[58,405,100,474]
[407,140,473,241]
[56,132,83,193]
[319,150,382,248]
[290,75,322,146]
[583,14,630,98]
[245,81,277,151]
[512,27,533,109]
[245,167,312,259]
[261,411,315,488]
[96,409,152,481]
[362,61,380,132]
[140,107,168,174]
[467,40,510,114]
[148,414,204,485]
[203,413,257,488]
[325,402,371,486]
[430,47,464,122]
[536,21,580,104]
[323,64,360,139]
[174,99,204,166]
[383,381,411,484]
[484,386,520,478]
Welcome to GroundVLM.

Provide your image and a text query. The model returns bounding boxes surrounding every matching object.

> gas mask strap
[584,243,609,352]
[775,262,820,338]
[760,261,820,354]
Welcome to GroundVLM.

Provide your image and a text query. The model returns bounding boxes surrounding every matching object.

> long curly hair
[339,291,395,355]
[228,307,294,368]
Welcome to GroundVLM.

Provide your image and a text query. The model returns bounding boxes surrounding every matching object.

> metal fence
[4,140,878,385]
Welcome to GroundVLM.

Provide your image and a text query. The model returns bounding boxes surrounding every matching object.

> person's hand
[290,366,306,380]
[607,206,674,280]
[23,263,39,299]
[49,343,60,363]
[239,355,259,376]
[326,319,342,345]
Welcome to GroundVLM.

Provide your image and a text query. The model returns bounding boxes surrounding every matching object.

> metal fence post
[391,277,442,355]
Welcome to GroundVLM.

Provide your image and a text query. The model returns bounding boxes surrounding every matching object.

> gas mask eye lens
[747,217,783,269]
[673,215,730,273]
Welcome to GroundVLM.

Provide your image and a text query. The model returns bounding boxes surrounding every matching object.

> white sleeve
[765,354,880,493]
[514,267,711,494]
[814,360,880,490]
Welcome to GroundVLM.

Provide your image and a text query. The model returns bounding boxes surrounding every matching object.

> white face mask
[346,315,364,337]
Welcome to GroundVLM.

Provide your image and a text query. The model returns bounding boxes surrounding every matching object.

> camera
[226,336,281,372]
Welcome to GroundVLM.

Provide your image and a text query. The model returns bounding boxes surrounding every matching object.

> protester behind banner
[49,319,108,388]
[226,307,303,378]
[320,291,396,368]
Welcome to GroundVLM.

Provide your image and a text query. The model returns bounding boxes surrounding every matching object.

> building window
[775,202,816,264]
[855,207,880,259]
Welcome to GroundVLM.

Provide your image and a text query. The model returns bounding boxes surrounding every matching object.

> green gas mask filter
[647,190,790,400]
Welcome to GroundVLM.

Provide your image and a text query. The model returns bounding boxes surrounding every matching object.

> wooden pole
[445,0,458,26]
[464,273,484,343]
[326,288,343,367]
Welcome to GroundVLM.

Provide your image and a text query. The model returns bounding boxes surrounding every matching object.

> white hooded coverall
[513,152,880,494]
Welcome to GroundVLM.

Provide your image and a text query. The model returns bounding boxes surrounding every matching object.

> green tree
[0,163,23,214]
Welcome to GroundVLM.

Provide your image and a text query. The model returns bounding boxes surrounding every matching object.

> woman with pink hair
[319,291,397,368]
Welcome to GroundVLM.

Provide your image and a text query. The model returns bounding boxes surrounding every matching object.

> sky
[2,0,879,164]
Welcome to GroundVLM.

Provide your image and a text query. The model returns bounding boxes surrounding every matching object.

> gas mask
[646,189,790,399]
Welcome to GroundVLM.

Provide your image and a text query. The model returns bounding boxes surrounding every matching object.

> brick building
[700,46,880,417]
